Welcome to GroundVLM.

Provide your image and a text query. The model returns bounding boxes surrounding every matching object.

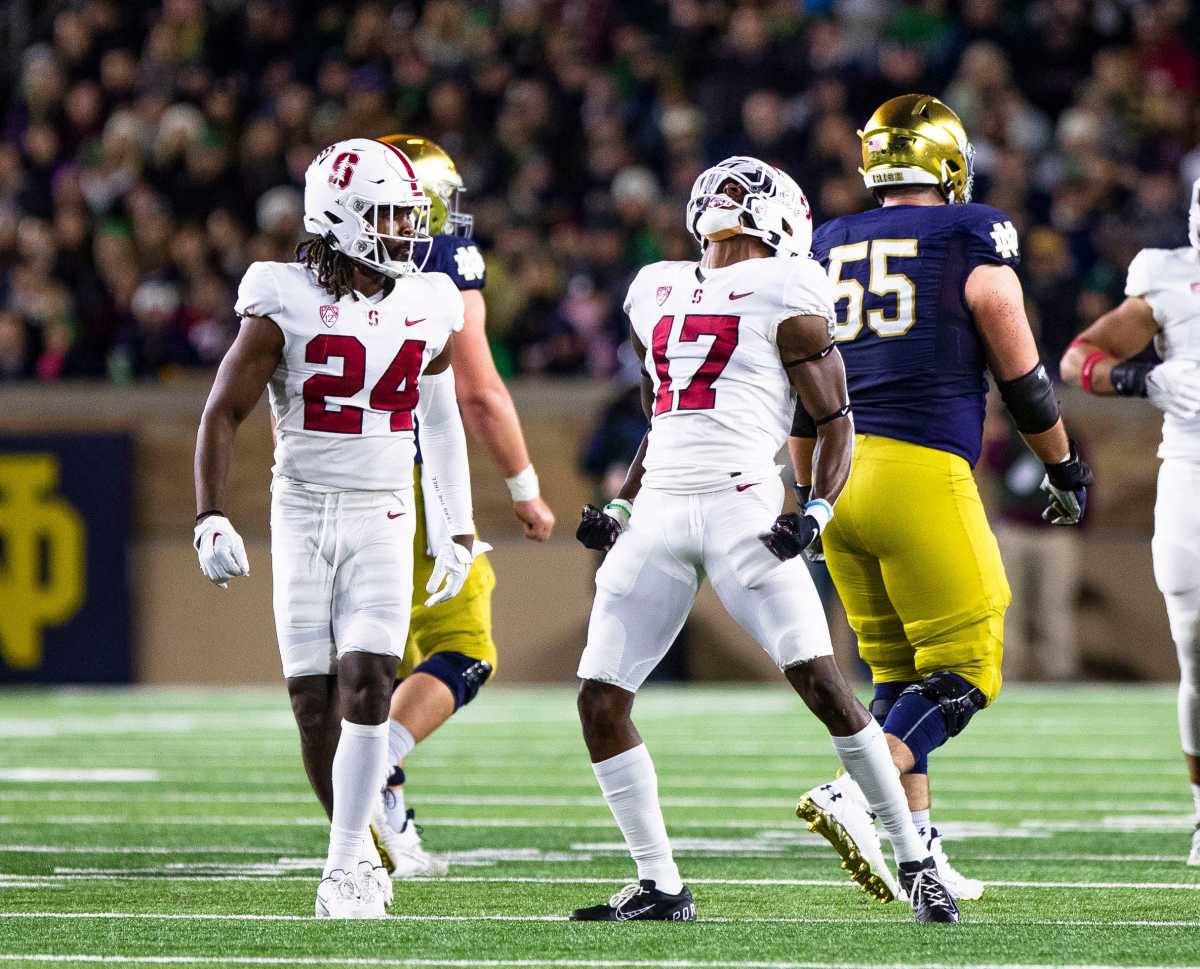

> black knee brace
[414,651,493,710]
[898,671,986,738]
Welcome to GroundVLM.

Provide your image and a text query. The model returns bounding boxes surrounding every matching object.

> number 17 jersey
[235,261,464,491]
[625,256,835,494]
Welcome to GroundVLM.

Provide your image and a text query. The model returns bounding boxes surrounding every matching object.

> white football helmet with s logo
[303,139,433,277]
[686,156,813,258]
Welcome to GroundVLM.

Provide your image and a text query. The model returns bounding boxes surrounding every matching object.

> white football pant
[1153,459,1200,756]
[579,477,833,692]
[270,475,415,678]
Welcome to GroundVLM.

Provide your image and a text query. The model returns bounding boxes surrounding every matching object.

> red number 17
[649,314,740,415]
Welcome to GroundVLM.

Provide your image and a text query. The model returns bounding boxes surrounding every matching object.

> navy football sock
[871,682,928,774]
[882,691,949,768]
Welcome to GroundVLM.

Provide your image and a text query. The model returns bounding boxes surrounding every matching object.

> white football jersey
[625,255,835,493]
[235,261,463,490]
[1126,246,1200,459]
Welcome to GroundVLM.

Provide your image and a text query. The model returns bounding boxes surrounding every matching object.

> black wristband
[1110,361,1153,398]
[195,509,224,524]
[794,483,812,506]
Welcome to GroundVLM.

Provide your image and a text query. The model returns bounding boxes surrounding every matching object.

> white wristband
[804,498,834,534]
[505,464,540,502]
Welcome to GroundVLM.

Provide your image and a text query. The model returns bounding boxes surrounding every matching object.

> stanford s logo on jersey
[319,305,339,327]
[656,286,672,305]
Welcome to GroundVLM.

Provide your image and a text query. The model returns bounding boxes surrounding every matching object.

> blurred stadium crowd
[1,0,1198,383]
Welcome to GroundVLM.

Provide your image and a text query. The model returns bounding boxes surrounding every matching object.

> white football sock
[363,832,384,869]
[1190,783,1200,823]
[831,720,928,865]
[592,744,683,895]
[384,783,408,831]
[388,721,416,773]
[324,719,388,878]
[911,808,931,842]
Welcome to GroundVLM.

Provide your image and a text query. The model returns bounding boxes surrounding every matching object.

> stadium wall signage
[0,434,132,683]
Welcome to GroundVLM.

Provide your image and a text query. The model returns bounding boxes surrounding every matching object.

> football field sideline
[1,685,1198,967]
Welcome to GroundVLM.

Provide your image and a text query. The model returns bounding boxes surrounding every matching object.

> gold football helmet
[858,94,974,203]
[378,133,472,236]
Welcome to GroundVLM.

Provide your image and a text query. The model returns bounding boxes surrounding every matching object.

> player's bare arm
[576,329,651,553]
[1062,295,1200,419]
[778,315,853,505]
[451,288,555,541]
[967,262,1093,525]
[761,314,851,562]
[192,315,283,587]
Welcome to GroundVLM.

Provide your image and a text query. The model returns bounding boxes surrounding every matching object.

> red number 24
[649,314,740,415]
[302,335,426,433]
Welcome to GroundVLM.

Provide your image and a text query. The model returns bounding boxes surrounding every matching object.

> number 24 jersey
[235,261,464,491]
[624,255,835,494]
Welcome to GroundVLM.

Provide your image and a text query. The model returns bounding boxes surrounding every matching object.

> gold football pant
[396,469,498,680]
[823,435,1010,703]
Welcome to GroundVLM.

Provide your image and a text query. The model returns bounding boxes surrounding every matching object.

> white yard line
[0,769,159,782]
[3,911,1200,934]
[0,791,1188,813]
[11,872,1200,891]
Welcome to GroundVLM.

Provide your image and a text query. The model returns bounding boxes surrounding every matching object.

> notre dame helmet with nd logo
[379,134,486,290]
[858,94,975,204]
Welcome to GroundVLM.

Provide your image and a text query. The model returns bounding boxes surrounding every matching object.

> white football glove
[424,539,493,607]
[193,515,249,589]
[1147,359,1200,420]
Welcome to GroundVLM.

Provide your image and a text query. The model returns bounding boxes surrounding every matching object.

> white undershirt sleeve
[415,366,474,536]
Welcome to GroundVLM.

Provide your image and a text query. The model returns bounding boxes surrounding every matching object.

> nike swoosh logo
[386,511,405,519]
[616,905,656,920]
[735,482,760,492]
[729,291,754,300]
[405,318,425,326]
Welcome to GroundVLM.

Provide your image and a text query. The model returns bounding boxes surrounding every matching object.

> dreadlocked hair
[296,236,357,301]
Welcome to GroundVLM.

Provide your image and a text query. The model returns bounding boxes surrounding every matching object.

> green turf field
[0,684,1197,969]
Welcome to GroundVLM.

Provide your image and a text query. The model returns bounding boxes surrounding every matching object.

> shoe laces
[910,869,955,911]
[608,883,645,909]
[333,873,359,902]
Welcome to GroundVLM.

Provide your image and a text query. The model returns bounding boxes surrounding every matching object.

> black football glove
[793,483,825,562]
[1040,440,1093,526]
[576,504,624,551]
[760,512,821,562]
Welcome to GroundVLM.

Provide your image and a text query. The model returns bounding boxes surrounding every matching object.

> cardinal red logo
[1191,281,1200,295]
[656,286,672,305]
[319,305,339,327]
[328,151,359,190]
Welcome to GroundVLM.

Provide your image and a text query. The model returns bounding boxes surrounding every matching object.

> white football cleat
[371,806,449,878]
[928,828,984,900]
[314,867,386,919]
[358,855,392,908]
[797,778,898,902]
[1188,824,1200,867]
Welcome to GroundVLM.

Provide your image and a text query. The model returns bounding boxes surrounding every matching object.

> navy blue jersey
[424,234,487,290]
[810,203,1020,466]
[413,235,486,466]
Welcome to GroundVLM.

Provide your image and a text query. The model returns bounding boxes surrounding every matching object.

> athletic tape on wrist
[505,464,540,502]
[604,499,633,527]
[803,498,834,534]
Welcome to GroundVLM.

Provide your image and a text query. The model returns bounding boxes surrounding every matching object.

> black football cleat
[569,880,696,922]
[899,859,961,923]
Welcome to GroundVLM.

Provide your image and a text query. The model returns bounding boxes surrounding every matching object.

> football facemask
[303,139,433,277]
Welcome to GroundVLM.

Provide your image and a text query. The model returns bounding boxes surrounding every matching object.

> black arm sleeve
[996,362,1060,435]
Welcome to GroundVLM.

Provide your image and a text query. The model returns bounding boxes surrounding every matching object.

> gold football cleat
[797,795,896,903]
